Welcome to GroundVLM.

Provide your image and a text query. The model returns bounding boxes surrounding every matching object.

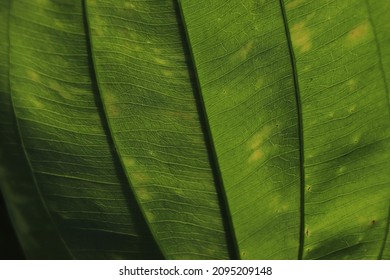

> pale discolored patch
[162,70,173,77]
[152,48,162,54]
[49,80,61,92]
[30,96,45,109]
[180,69,190,80]
[255,78,264,90]
[303,65,312,73]
[137,188,153,201]
[144,211,155,222]
[104,93,119,105]
[348,104,357,113]
[27,70,39,82]
[346,22,370,44]
[124,2,135,9]
[106,103,121,117]
[347,79,357,92]
[291,22,312,53]
[154,57,168,65]
[337,166,346,175]
[247,125,273,163]
[235,41,254,60]
[53,20,64,29]
[123,157,136,168]
[248,125,273,150]
[132,172,150,184]
[287,0,303,9]
[104,94,121,117]
[49,81,72,100]
[248,149,264,163]
[352,134,360,144]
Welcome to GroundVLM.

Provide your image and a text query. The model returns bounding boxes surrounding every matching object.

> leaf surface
[0,0,70,259]
[85,0,232,259]
[7,0,161,259]
[284,0,390,259]
[179,0,302,259]
[0,0,389,260]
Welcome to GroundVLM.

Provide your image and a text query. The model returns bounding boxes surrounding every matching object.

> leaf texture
[7,0,161,259]
[85,0,232,259]
[0,0,389,260]
[0,0,70,259]
[284,0,390,259]
[179,0,301,259]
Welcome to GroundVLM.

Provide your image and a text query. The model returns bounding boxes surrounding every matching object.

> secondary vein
[278,0,306,260]
[176,0,239,260]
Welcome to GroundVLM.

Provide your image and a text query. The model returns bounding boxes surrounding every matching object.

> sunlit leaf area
[0,0,389,260]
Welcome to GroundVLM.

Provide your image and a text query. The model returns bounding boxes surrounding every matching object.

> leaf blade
[285,0,390,259]
[179,0,302,259]
[0,0,71,259]
[86,0,232,259]
[8,0,160,259]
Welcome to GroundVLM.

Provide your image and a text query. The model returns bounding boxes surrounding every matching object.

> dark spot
[371,220,376,225]
[305,229,309,236]
[307,186,311,192]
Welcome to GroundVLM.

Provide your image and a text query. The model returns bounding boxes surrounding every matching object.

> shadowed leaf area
[0,0,389,260]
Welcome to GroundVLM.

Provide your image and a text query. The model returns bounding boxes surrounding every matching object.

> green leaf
[85,0,232,259]
[178,0,302,259]
[3,0,161,259]
[283,0,390,260]
[0,0,389,260]
[0,0,70,259]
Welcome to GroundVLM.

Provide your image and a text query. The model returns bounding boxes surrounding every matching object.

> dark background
[0,191,24,259]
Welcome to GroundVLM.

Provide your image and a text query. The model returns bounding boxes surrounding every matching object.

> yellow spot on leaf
[132,172,150,183]
[247,125,273,163]
[162,70,173,77]
[106,104,120,117]
[236,41,254,60]
[31,97,44,109]
[255,78,264,90]
[291,22,312,53]
[124,157,136,168]
[154,57,168,65]
[337,166,346,175]
[137,188,153,201]
[248,149,264,163]
[124,2,135,9]
[152,48,162,54]
[347,22,370,44]
[248,125,273,150]
[347,79,357,92]
[27,70,39,81]
[49,81,61,92]
[287,0,303,9]
[144,211,155,221]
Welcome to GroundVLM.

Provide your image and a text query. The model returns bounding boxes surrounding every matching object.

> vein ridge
[278,0,306,260]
